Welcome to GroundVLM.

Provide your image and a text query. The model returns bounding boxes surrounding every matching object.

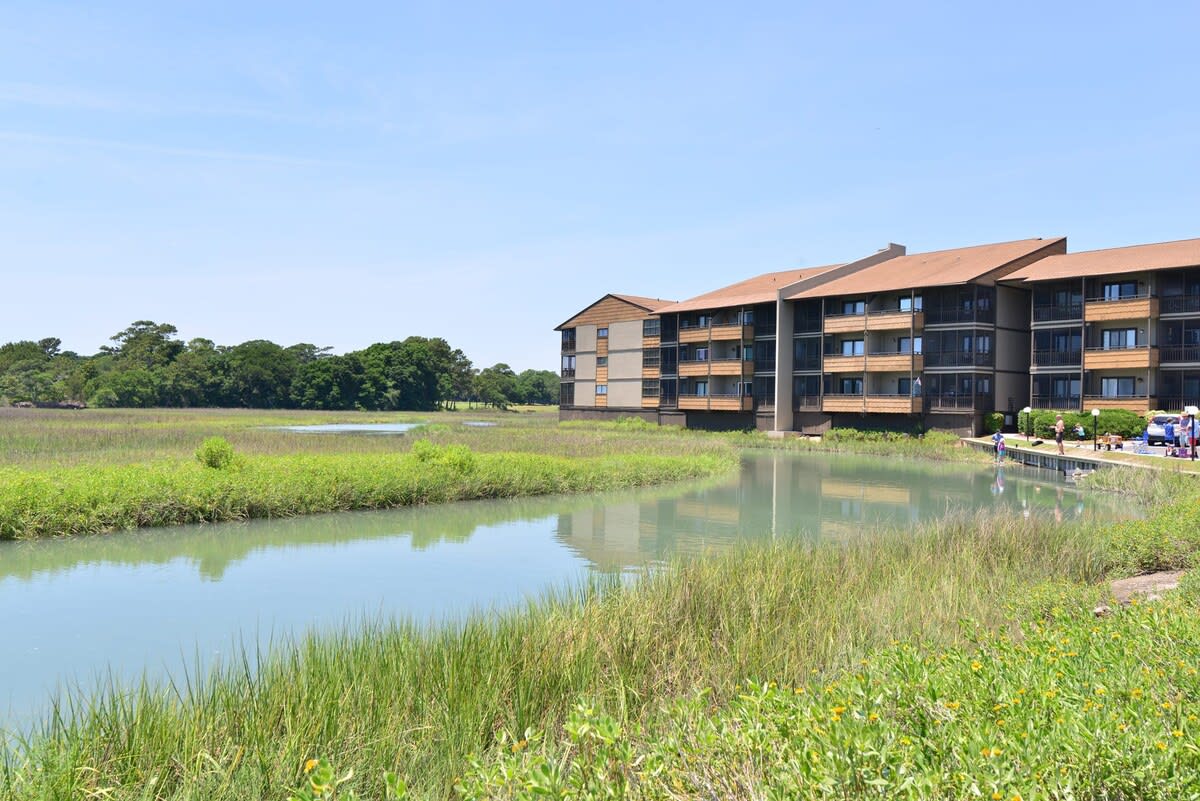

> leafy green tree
[103,321,183,369]
[88,368,161,408]
[160,338,224,407]
[514,369,559,405]
[474,363,518,409]
[0,341,48,373]
[292,354,364,410]
[222,340,299,408]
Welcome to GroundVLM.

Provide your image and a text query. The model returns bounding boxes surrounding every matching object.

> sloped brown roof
[609,293,676,311]
[555,293,677,330]
[784,238,1064,299]
[654,265,841,314]
[1006,237,1200,283]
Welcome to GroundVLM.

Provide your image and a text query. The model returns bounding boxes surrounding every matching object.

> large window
[1101,328,1137,349]
[560,383,575,406]
[897,336,922,354]
[898,295,923,312]
[839,377,863,395]
[1100,377,1136,397]
[1102,281,1138,301]
[643,319,660,337]
[641,380,660,397]
[597,327,609,338]
[642,349,660,367]
[595,384,608,396]
[841,300,865,315]
[841,339,865,356]
[561,354,576,377]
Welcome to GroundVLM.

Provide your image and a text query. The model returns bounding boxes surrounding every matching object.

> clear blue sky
[3,1,1198,372]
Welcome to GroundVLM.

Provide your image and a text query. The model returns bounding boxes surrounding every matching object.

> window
[914,336,923,354]
[595,384,608,395]
[643,319,660,337]
[898,378,911,395]
[561,355,576,371]
[1101,328,1137,350]
[559,383,575,406]
[596,356,608,367]
[695,347,709,361]
[1100,377,1135,397]
[1103,281,1138,301]
[899,295,923,312]
[841,300,865,315]
[641,380,660,397]
[597,327,609,338]
[840,377,863,395]
[742,382,753,396]
[744,346,754,362]
[975,334,990,354]
[841,339,865,356]
[741,310,754,325]
[695,381,709,397]
[642,349,660,367]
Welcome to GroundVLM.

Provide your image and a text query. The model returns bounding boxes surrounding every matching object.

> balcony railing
[1032,349,1082,368]
[1158,397,1200,412]
[925,350,995,368]
[793,396,821,410]
[1033,304,1083,323]
[1161,345,1200,363]
[1160,295,1200,316]
[1086,291,1153,303]
[793,358,821,371]
[925,394,978,410]
[925,307,995,325]
[561,369,576,379]
[1031,394,1081,410]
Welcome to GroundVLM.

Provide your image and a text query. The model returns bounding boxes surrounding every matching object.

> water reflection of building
[553,455,1112,573]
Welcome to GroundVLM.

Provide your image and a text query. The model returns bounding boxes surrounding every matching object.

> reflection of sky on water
[0,453,1131,732]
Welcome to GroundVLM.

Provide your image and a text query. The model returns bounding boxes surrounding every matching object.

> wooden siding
[595,394,607,407]
[865,396,922,414]
[596,367,608,382]
[1084,396,1154,412]
[642,367,660,379]
[867,310,924,331]
[867,354,923,372]
[1085,297,1158,322]
[559,296,656,329]
[823,315,866,334]
[641,397,660,408]
[710,360,750,377]
[823,355,866,372]
[822,395,864,413]
[1083,347,1158,370]
[642,336,660,349]
[678,362,709,377]
[679,327,710,344]
[709,323,754,341]
[678,395,752,412]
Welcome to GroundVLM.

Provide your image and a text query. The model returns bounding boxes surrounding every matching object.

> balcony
[1031,394,1081,410]
[678,325,710,344]
[866,394,922,414]
[1084,295,1158,322]
[678,394,753,412]
[1083,395,1155,413]
[678,323,753,343]
[925,350,995,368]
[866,310,924,331]
[925,307,995,325]
[793,396,821,410]
[926,394,981,411]
[866,352,923,372]
[1160,295,1200,316]
[1031,349,1082,369]
[1083,346,1158,370]
[823,312,866,334]
[822,354,866,372]
[561,368,576,379]
[822,393,863,413]
[1032,394,1082,410]
[677,358,752,377]
[1032,304,1083,324]
[1161,345,1200,364]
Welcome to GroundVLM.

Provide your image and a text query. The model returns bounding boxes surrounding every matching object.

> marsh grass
[0,510,1112,800]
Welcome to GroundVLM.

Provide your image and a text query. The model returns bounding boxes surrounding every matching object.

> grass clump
[195,436,237,469]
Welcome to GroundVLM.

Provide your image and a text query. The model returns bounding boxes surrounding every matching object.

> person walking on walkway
[1054,414,1065,455]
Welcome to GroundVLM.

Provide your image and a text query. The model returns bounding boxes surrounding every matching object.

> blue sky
[2,1,1199,371]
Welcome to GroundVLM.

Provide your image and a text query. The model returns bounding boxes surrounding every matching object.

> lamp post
[1092,408,1100,451]
[1186,405,1199,461]
[1022,406,1032,441]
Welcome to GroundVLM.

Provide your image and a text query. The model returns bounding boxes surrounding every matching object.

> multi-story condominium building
[1005,237,1200,413]
[557,235,1199,433]
[556,294,674,421]
[778,237,1065,433]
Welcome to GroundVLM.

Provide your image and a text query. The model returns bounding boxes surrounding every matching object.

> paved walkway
[968,436,1200,473]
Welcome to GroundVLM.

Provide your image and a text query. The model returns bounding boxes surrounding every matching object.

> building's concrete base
[560,406,984,436]
[558,406,660,424]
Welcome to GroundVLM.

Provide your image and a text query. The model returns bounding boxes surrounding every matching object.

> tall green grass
[0,442,735,540]
[1,509,1114,800]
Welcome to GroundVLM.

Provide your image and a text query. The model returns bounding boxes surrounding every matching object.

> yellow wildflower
[304,759,320,774]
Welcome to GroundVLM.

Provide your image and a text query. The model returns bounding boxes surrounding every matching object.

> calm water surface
[0,452,1128,730]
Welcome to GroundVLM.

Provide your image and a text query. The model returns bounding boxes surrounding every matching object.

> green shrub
[1026,408,1146,440]
[195,437,236,470]
[983,411,1004,434]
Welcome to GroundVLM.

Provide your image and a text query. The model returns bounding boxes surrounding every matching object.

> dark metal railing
[1086,291,1153,302]
[925,395,978,410]
[1032,349,1082,367]
[925,307,995,325]
[793,396,821,410]
[561,369,575,379]
[1031,394,1081,409]
[1160,296,1200,315]
[1161,345,1200,363]
[1033,303,1083,323]
[925,350,995,367]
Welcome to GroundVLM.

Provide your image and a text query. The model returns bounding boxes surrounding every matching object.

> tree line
[0,321,558,410]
